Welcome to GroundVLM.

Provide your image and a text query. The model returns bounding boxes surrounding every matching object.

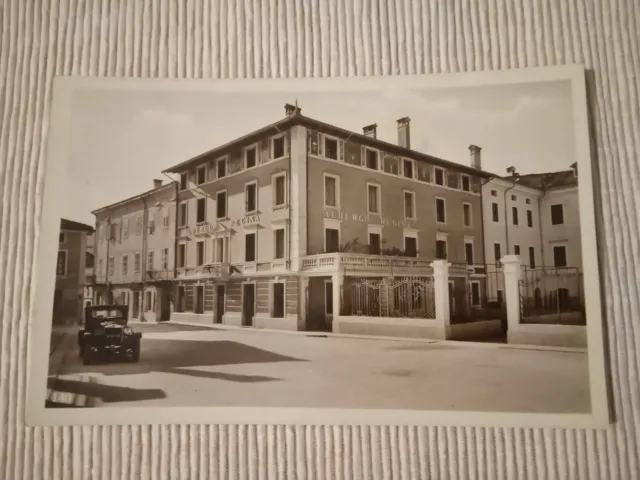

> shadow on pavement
[47,377,167,404]
[171,367,281,383]
[58,339,307,378]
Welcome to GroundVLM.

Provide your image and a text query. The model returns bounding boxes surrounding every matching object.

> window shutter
[268,138,273,160]
[361,146,366,166]
[338,139,345,161]
[318,134,324,157]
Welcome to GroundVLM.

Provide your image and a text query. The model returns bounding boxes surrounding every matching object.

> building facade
[93,179,176,322]
[54,219,94,325]
[160,104,492,331]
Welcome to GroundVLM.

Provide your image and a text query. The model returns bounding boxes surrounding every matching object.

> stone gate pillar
[501,255,522,330]
[430,259,451,328]
[331,273,343,319]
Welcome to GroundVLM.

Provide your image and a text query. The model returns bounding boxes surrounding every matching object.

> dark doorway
[215,285,225,324]
[132,292,140,318]
[160,291,171,321]
[241,283,255,327]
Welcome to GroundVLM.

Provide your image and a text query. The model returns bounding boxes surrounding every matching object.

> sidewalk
[161,320,587,354]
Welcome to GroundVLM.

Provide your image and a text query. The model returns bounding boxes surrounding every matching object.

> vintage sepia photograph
[28,66,609,427]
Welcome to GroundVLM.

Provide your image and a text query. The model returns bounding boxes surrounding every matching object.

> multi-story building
[482,164,583,305]
[161,104,492,330]
[92,179,176,322]
[54,218,94,325]
[83,232,95,308]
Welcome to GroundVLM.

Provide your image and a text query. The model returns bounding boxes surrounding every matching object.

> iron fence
[519,266,585,325]
[341,276,436,319]
[448,263,507,325]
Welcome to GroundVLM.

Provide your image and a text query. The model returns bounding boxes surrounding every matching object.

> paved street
[47,323,590,413]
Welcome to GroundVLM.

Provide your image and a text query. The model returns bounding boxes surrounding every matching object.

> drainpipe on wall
[141,196,148,321]
[479,176,495,267]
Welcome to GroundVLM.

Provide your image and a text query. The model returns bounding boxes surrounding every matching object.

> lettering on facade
[324,209,413,228]
[185,214,261,237]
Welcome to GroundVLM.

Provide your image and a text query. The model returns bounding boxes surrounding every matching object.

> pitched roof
[504,169,578,190]
[60,218,94,233]
[162,111,493,178]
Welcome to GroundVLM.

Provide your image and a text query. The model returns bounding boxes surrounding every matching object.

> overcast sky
[65,79,575,225]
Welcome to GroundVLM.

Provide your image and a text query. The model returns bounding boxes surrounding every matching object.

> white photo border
[27,65,611,429]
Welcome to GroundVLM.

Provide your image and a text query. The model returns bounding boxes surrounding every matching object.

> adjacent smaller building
[54,219,94,325]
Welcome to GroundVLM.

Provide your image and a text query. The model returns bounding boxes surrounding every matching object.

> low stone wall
[521,311,585,325]
[171,312,214,326]
[447,320,503,341]
[334,316,446,340]
[508,324,587,348]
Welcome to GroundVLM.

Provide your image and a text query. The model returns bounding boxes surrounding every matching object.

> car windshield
[90,309,124,320]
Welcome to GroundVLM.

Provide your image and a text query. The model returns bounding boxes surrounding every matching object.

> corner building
[165,104,492,331]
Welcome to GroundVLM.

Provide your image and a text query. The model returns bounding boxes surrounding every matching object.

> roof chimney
[153,179,163,188]
[363,123,378,139]
[570,162,578,177]
[469,145,482,170]
[285,103,301,117]
[397,117,411,149]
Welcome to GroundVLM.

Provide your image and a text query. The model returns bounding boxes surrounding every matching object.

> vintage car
[78,305,142,365]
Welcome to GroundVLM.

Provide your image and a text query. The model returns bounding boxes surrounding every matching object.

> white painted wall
[540,186,582,270]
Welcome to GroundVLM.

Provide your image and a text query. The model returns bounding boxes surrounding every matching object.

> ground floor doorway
[215,285,225,324]
[241,283,255,327]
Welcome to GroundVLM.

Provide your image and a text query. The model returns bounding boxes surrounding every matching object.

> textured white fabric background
[1,0,639,478]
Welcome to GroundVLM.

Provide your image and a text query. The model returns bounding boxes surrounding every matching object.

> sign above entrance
[324,209,414,229]
[185,214,261,237]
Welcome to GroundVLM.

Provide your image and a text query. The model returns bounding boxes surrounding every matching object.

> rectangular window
[123,219,129,239]
[526,198,531,204]
[514,245,521,256]
[404,236,418,257]
[272,282,285,318]
[434,168,444,186]
[108,257,114,275]
[195,285,205,314]
[404,191,415,219]
[512,206,519,225]
[134,253,141,273]
[122,254,128,276]
[59,232,66,243]
[109,223,117,241]
[369,232,381,254]
[528,246,536,269]
[324,137,338,160]
[177,244,186,268]
[324,281,333,315]
[163,212,170,228]
[214,237,226,263]
[196,241,205,266]
[470,281,481,307]
[145,291,152,311]
[178,202,188,227]
[148,219,156,235]
[435,240,447,259]
[136,216,142,235]
[274,228,285,259]
[245,146,257,168]
[463,203,472,227]
[435,198,446,223]
[56,251,67,276]
[553,245,567,267]
[511,194,517,201]
[365,148,379,170]
[196,165,207,185]
[324,175,338,207]
[325,228,340,253]
[273,173,286,207]
[491,189,498,197]
[216,158,227,178]
[494,243,502,264]
[403,159,414,178]
[551,204,564,225]
[245,182,258,213]
[98,259,103,276]
[492,202,499,222]
[179,173,188,190]
[147,250,154,271]
[367,184,380,214]
[162,248,169,270]
[272,136,285,159]
[461,175,471,192]
[177,286,186,312]
[216,191,227,219]
[465,241,474,265]
[196,198,206,223]
[245,233,256,262]
[527,209,533,227]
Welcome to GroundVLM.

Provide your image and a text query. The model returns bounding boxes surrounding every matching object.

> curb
[165,321,587,354]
